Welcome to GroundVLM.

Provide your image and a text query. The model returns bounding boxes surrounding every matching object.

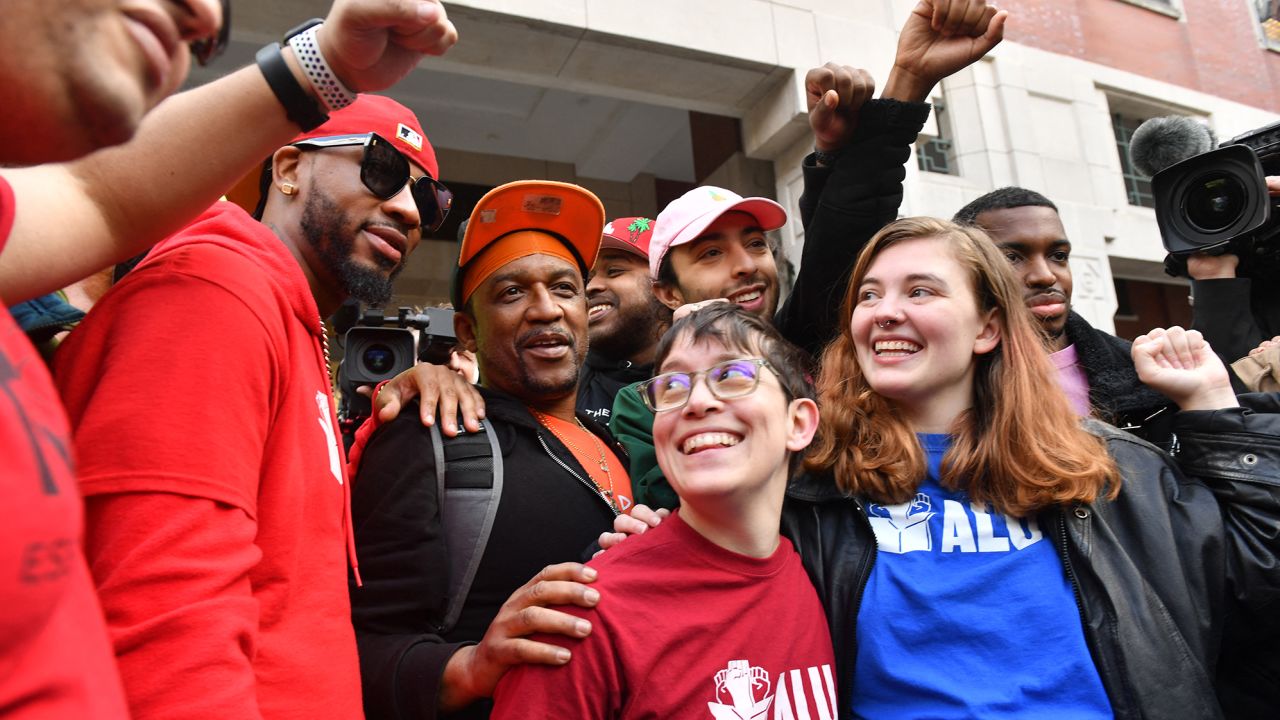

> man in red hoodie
[0,2,455,718]
[54,95,445,720]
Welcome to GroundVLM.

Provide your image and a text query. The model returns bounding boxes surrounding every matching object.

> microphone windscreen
[1129,116,1217,178]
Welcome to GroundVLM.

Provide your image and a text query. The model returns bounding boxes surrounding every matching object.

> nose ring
[877,318,896,329]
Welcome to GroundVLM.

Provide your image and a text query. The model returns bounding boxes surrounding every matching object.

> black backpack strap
[430,418,503,635]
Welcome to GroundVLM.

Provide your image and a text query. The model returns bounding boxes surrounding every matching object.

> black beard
[299,186,404,307]
[589,292,669,362]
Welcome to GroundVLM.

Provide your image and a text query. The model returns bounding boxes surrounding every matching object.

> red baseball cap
[226,94,436,211]
[600,217,655,260]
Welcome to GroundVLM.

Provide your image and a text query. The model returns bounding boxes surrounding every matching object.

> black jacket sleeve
[1191,277,1265,366]
[349,403,467,720]
[1170,393,1280,717]
[775,98,932,358]
[1171,393,1280,609]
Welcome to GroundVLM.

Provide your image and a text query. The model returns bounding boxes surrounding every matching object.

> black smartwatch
[255,18,328,131]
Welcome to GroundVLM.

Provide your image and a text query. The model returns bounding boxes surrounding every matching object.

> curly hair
[805,217,1118,516]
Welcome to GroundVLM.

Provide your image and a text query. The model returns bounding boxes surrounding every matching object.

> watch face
[285,17,325,42]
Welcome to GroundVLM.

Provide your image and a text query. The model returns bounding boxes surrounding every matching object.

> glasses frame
[190,0,232,67]
[640,357,774,413]
[292,132,454,233]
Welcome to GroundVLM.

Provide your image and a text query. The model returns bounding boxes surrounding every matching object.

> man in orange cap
[350,180,633,719]
[54,95,445,720]
[578,216,672,423]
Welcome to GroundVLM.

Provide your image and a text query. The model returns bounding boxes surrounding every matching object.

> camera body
[1152,120,1280,279]
[337,306,456,424]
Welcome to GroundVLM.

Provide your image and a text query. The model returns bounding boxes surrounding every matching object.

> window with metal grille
[916,99,957,175]
[1111,111,1156,208]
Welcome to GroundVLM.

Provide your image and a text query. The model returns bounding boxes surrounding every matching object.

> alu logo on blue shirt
[867,492,1043,554]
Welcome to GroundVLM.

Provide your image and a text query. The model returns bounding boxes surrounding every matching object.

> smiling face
[655,211,780,320]
[2,0,222,163]
[288,146,424,307]
[457,252,588,406]
[974,206,1073,351]
[850,235,1001,433]
[652,335,815,513]
[586,249,669,363]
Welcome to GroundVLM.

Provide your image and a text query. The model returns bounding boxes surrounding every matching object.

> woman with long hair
[784,216,1280,718]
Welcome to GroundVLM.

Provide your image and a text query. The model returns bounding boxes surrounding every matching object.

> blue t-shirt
[851,433,1112,719]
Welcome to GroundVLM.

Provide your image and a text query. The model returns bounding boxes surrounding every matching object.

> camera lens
[1185,172,1246,233]
[362,344,396,375]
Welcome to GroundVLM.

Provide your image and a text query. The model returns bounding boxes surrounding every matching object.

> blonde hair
[805,217,1119,516]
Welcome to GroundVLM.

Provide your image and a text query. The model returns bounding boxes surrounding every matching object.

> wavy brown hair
[805,217,1119,516]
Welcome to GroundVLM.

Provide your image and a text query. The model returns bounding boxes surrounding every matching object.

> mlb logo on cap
[396,124,424,152]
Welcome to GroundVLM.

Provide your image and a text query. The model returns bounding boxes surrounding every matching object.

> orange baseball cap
[452,181,606,305]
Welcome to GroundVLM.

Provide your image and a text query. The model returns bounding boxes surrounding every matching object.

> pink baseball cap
[649,186,787,280]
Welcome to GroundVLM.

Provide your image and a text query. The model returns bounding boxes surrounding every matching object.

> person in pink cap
[611,0,1009,510]
[54,95,447,720]
[649,187,789,321]
[578,216,673,422]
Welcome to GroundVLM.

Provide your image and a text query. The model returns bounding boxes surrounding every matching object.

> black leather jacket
[781,395,1280,719]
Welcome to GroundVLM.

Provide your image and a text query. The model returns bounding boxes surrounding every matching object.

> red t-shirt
[55,202,363,719]
[492,511,837,718]
[0,177,129,718]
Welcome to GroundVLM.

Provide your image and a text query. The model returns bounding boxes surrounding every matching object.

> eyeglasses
[190,0,231,67]
[293,132,454,233]
[640,358,774,413]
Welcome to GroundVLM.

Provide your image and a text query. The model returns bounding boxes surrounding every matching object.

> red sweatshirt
[56,202,363,719]
[0,178,130,718]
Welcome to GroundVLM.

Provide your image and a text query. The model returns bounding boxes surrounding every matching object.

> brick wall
[1006,0,1280,112]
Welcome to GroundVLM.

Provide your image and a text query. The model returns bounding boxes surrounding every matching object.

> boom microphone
[1129,116,1217,178]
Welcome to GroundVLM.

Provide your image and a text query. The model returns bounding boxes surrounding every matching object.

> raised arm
[882,0,1007,103]
[778,0,1008,357]
[0,0,457,303]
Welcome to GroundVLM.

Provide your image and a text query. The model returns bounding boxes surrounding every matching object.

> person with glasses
[607,0,1009,511]
[0,1,451,718]
[490,302,831,719]
[51,96,442,720]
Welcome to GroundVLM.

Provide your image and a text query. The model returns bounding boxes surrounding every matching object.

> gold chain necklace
[320,316,332,374]
[532,409,616,505]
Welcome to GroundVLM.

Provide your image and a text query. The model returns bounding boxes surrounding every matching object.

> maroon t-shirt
[0,176,129,717]
[493,510,837,718]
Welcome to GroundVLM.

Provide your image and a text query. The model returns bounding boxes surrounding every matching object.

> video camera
[1147,119,1280,279]
[337,306,456,426]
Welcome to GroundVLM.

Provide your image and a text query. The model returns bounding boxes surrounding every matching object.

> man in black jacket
[349,180,631,720]
[954,187,1177,445]
[577,216,670,422]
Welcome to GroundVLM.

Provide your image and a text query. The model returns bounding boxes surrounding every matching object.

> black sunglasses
[190,0,231,67]
[293,132,454,233]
